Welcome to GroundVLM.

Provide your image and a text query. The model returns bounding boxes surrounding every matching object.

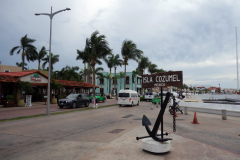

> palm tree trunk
[120,78,122,90]
[124,64,126,89]
[93,66,96,96]
[22,54,25,71]
[115,67,117,99]
[109,68,111,96]
[132,77,133,90]
[38,60,41,70]
[87,63,90,83]
[84,63,86,82]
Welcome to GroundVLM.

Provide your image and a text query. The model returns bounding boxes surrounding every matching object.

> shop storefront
[0,70,98,106]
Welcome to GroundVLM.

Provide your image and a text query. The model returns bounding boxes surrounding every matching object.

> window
[119,93,129,97]
[4,70,10,72]
[99,78,104,85]
[126,76,130,84]
[137,77,142,84]
[112,76,117,85]
[131,93,137,98]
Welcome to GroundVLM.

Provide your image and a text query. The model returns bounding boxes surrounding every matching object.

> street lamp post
[35,6,71,115]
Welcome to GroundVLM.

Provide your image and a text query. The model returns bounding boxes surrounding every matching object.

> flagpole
[236,27,239,93]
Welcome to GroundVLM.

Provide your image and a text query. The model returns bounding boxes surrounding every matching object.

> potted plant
[16,81,33,107]
[5,95,15,107]
[51,79,63,104]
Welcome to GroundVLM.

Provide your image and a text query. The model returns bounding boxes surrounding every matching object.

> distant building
[94,71,142,95]
[0,64,22,72]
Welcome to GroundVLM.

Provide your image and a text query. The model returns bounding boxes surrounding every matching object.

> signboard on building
[142,71,183,88]
[30,74,42,82]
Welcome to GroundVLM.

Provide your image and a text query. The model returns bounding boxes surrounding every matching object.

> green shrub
[58,95,63,99]
[6,95,14,102]
[140,96,145,101]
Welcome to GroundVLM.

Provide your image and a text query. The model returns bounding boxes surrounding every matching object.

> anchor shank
[152,92,171,136]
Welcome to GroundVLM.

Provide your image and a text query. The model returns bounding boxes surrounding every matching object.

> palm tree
[118,71,125,90]
[112,54,123,95]
[64,66,80,81]
[104,73,110,94]
[51,79,63,98]
[104,55,114,95]
[16,62,28,70]
[132,69,140,91]
[121,40,143,89]
[97,73,104,94]
[10,34,37,70]
[42,53,59,72]
[156,68,166,73]
[148,63,158,75]
[36,46,47,70]
[76,48,91,82]
[51,71,58,79]
[55,67,66,80]
[85,31,112,97]
[16,80,33,99]
[137,56,151,93]
[138,56,150,76]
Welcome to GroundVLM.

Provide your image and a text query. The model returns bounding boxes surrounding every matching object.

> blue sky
[1,0,240,89]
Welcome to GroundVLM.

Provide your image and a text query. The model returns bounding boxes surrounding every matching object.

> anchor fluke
[142,115,151,126]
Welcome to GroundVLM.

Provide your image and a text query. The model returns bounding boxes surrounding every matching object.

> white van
[144,92,157,101]
[118,90,140,107]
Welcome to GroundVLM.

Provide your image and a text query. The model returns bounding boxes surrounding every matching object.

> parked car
[89,93,106,103]
[58,93,89,108]
[144,92,157,101]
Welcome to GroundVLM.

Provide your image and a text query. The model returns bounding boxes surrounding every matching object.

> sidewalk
[0,98,117,120]
[81,111,240,160]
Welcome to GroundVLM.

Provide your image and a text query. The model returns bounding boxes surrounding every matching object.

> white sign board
[25,95,32,107]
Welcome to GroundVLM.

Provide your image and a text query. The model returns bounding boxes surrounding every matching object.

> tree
[16,62,27,70]
[104,73,110,94]
[138,56,150,76]
[121,40,143,89]
[36,46,47,70]
[112,54,123,95]
[51,79,63,98]
[104,55,114,95]
[16,81,33,99]
[132,69,140,91]
[42,53,59,72]
[118,71,125,90]
[85,31,112,97]
[55,67,66,80]
[10,34,37,70]
[138,56,150,93]
[97,73,104,94]
[64,66,80,81]
[156,68,166,73]
[148,63,158,75]
[76,48,91,82]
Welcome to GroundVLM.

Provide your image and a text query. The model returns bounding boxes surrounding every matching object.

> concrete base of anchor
[142,138,170,153]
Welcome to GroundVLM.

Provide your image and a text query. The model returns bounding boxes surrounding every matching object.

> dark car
[58,93,89,108]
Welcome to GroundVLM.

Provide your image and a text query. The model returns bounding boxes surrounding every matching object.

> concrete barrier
[181,101,240,119]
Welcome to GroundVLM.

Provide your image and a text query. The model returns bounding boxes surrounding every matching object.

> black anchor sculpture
[136,91,172,142]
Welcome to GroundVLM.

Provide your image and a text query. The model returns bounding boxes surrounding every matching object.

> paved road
[0,99,118,120]
[0,101,240,159]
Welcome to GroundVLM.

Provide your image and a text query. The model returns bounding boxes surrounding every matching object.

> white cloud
[1,0,240,89]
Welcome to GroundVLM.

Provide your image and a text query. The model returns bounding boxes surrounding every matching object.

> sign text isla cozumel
[142,71,183,88]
